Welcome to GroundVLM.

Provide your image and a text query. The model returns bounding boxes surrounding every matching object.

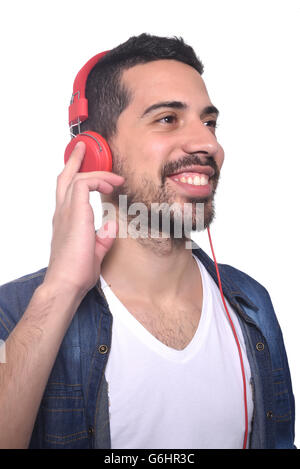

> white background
[0,0,299,447]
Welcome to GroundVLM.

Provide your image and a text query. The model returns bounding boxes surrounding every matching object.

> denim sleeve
[0,284,19,341]
[0,269,47,341]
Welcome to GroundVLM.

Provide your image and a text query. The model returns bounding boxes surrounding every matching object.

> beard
[109,152,220,241]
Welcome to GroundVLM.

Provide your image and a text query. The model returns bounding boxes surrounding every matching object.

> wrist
[30,280,86,323]
[40,274,88,304]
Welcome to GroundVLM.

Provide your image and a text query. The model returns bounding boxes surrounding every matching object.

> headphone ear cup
[64,131,112,172]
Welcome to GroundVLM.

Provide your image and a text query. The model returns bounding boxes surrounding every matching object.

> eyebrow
[141,101,219,119]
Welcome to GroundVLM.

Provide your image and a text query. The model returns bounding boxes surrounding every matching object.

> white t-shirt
[101,255,253,449]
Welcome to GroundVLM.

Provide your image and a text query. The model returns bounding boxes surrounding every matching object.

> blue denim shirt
[0,245,296,449]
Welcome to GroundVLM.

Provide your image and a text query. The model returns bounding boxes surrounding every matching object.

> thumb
[95,220,118,264]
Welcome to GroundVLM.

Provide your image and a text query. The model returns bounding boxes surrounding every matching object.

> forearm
[0,282,83,449]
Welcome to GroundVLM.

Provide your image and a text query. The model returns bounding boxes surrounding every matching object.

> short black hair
[78,33,204,140]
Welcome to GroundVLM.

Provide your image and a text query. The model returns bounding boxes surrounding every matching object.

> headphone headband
[68,50,109,126]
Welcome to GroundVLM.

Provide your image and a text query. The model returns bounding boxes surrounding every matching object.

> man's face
[108,59,225,234]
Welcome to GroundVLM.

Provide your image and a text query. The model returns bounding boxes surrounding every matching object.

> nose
[181,119,220,158]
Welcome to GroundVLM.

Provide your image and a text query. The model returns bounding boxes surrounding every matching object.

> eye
[204,120,218,130]
[157,115,177,124]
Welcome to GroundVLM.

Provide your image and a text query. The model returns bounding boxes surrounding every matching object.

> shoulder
[194,246,270,305]
[0,268,47,338]
[219,263,270,299]
[218,263,281,333]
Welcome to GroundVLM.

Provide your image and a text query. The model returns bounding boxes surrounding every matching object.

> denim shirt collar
[191,245,259,312]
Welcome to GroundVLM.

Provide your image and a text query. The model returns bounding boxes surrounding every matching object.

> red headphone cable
[206,227,249,449]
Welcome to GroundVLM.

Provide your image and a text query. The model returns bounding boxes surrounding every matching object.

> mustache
[161,155,219,183]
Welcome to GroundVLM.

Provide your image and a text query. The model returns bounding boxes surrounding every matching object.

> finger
[56,142,86,205]
[64,141,86,176]
[66,177,118,206]
[66,172,124,205]
[72,170,124,185]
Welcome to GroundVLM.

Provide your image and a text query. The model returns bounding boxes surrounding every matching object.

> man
[0,34,296,449]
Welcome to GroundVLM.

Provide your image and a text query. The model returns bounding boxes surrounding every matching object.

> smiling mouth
[165,164,215,184]
[166,169,214,198]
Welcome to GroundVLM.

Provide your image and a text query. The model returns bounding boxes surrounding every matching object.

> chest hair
[122,300,202,350]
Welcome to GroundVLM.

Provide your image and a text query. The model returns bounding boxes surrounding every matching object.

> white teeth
[193,175,201,186]
[178,174,208,186]
[200,175,208,185]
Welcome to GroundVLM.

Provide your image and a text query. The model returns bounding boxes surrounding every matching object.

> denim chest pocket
[272,369,292,423]
[40,383,89,448]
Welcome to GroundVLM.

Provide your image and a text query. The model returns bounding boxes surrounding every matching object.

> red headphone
[64,51,112,172]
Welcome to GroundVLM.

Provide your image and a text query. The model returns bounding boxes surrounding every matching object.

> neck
[100,232,197,302]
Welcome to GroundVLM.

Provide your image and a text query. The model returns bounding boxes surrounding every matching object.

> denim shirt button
[266,411,274,419]
[88,425,94,435]
[256,342,265,351]
[98,344,108,354]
